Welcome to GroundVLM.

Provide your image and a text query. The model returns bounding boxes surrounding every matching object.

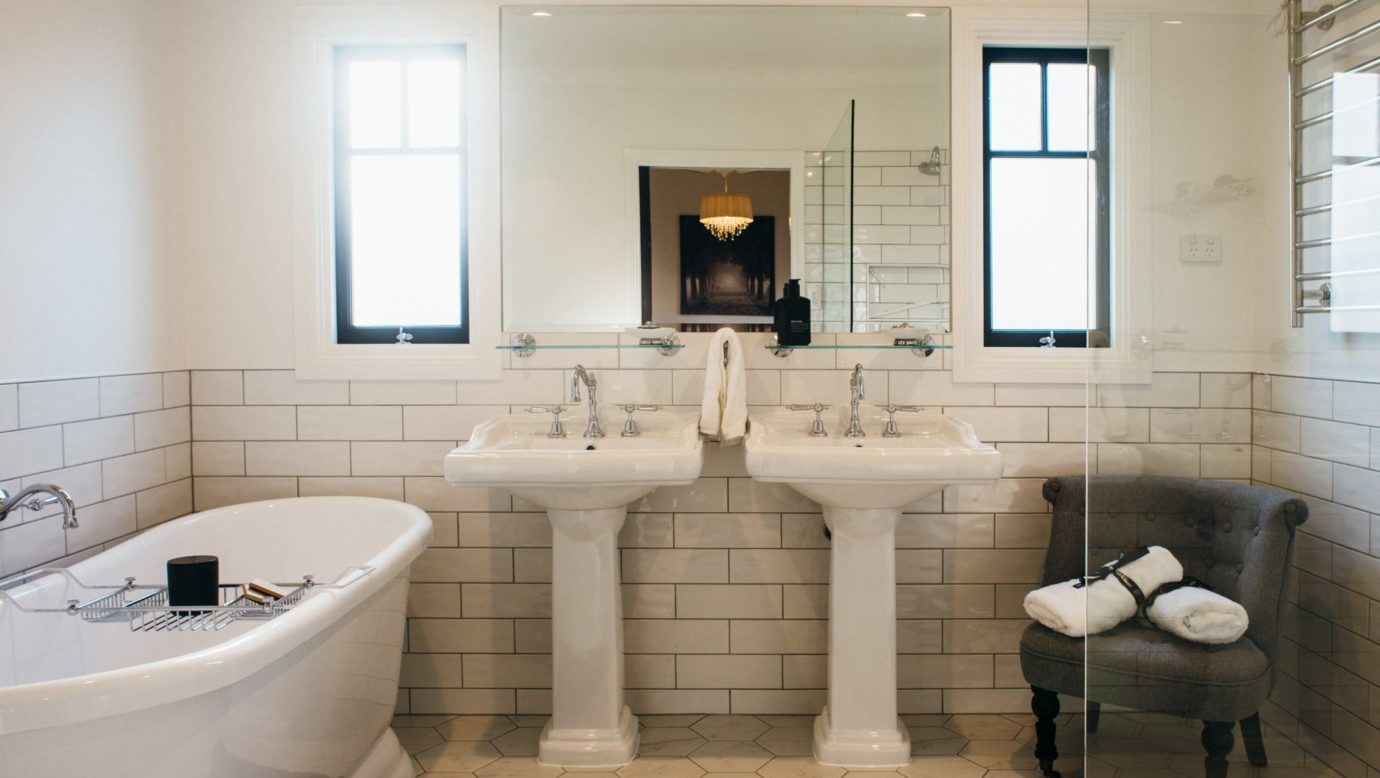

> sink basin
[745,406,1001,769]
[745,407,1002,508]
[445,407,703,509]
[445,406,703,767]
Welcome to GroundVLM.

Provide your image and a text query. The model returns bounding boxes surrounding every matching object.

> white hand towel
[700,328,748,445]
[1146,584,1249,645]
[1023,546,1184,638]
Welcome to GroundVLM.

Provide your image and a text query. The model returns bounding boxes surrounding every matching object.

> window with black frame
[983,47,1110,348]
[333,45,468,345]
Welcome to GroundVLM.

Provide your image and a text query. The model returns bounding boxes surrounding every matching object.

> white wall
[0,0,184,382]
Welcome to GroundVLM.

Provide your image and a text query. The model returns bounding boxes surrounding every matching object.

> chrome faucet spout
[570,365,604,438]
[0,483,78,529]
[846,364,866,438]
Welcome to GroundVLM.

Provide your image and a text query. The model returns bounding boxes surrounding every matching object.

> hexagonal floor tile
[639,728,708,757]
[943,714,1024,741]
[896,756,986,778]
[475,757,565,778]
[692,715,770,742]
[756,756,845,778]
[958,739,1040,770]
[755,727,813,757]
[641,715,706,728]
[438,715,518,742]
[395,727,444,755]
[416,740,504,773]
[908,735,967,757]
[493,727,544,757]
[616,757,707,778]
[395,715,457,728]
[511,715,551,727]
[755,715,815,728]
[688,740,774,772]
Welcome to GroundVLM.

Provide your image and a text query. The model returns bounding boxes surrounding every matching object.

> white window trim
[291,4,501,381]
[951,8,1152,384]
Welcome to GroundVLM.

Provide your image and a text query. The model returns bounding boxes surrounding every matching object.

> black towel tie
[1137,576,1211,625]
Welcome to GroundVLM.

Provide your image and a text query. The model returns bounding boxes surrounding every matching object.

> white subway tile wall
[9,358,1370,742]
[1249,375,1380,777]
[174,335,1266,719]
[0,371,191,577]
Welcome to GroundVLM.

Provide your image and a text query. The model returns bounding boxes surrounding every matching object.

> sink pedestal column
[815,506,910,768]
[539,507,639,767]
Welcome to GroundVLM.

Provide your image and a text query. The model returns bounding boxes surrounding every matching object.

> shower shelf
[0,565,374,633]
[498,333,684,357]
[765,337,951,358]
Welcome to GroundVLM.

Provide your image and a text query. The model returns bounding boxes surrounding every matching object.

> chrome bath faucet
[0,484,78,529]
[846,363,866,438]
[570,365,604,438]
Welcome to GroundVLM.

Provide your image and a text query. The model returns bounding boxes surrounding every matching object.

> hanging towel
[701,327,748,445]
[1023,545,1184,638]
[1144,578,1249,645]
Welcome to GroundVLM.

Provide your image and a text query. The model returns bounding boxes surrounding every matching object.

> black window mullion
[332,45,469,346]
[983,46,1109,350]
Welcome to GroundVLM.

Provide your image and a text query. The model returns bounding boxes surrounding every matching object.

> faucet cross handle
[527,405,569,438]
[787,403,832,437]
[882,404,924,438]
[619,404,662,437]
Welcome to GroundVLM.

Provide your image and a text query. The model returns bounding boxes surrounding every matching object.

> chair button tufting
[1206,558,1215,568]
[1224,523,1232,532]
[1237,564,1244,574]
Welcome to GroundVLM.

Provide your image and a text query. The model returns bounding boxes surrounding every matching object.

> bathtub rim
[0,496,432,736]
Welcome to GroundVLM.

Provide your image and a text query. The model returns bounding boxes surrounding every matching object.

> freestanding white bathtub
[0,496,432,778]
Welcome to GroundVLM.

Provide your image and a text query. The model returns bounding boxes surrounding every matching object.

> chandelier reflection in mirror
[699,171,754,241]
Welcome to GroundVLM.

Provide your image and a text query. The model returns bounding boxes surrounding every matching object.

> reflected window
[983,47,1110,348]
[333,45,468,344]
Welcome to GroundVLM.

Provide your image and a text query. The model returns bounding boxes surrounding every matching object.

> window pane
[1048,64,1093,152]
[408,59,463,148]
[349,61,402,149]
[989,158,1090,331]
[349,155,463,326]
[988,63,1043,151]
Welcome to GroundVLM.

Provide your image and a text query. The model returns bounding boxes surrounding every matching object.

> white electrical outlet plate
[1180,234,1223,263]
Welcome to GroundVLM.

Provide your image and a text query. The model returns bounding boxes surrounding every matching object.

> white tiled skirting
[172,335,1260,719]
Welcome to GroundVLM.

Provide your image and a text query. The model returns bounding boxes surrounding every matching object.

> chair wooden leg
[1030,686,1061,778]
[1202,720,1235,778]
[1239,712,1267,767]
[1086,701,1101,734]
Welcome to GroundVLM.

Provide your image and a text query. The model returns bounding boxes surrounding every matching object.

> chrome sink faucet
[570,365,604,438]
[0,484,78,529]
[846,363,866,438]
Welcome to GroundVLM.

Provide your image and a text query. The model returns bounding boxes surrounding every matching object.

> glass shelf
[500,333,684,358]
[764,339,950,358]
[495,343,685,350]
[763,343,952,350]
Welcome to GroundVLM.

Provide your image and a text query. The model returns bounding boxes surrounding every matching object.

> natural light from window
[338,49,466,337]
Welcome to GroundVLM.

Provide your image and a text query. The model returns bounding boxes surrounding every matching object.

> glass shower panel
[1067,2,1380,777]
[805,99,853,333]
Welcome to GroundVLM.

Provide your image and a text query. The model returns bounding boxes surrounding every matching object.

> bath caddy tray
[0,565,374,632]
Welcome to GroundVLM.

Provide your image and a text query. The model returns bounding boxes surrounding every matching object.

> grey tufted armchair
[1019,475,1308,778]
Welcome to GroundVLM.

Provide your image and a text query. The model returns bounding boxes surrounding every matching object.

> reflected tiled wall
[1249,374,1380,777]
[179,334,1256,717]
[803,150,950,333]
[0,372,192,577]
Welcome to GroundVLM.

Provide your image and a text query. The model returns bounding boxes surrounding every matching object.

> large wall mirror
[501,5,950,333]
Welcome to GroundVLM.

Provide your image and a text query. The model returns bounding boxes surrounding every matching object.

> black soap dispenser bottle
[773,279,812,346]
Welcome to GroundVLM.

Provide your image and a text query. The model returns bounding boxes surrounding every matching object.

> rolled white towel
[1024,546,1184,638]
[1146,583,1249,645]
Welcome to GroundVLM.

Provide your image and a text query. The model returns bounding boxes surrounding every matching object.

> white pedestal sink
[745,407,1002,768]
[445,407,703,767]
